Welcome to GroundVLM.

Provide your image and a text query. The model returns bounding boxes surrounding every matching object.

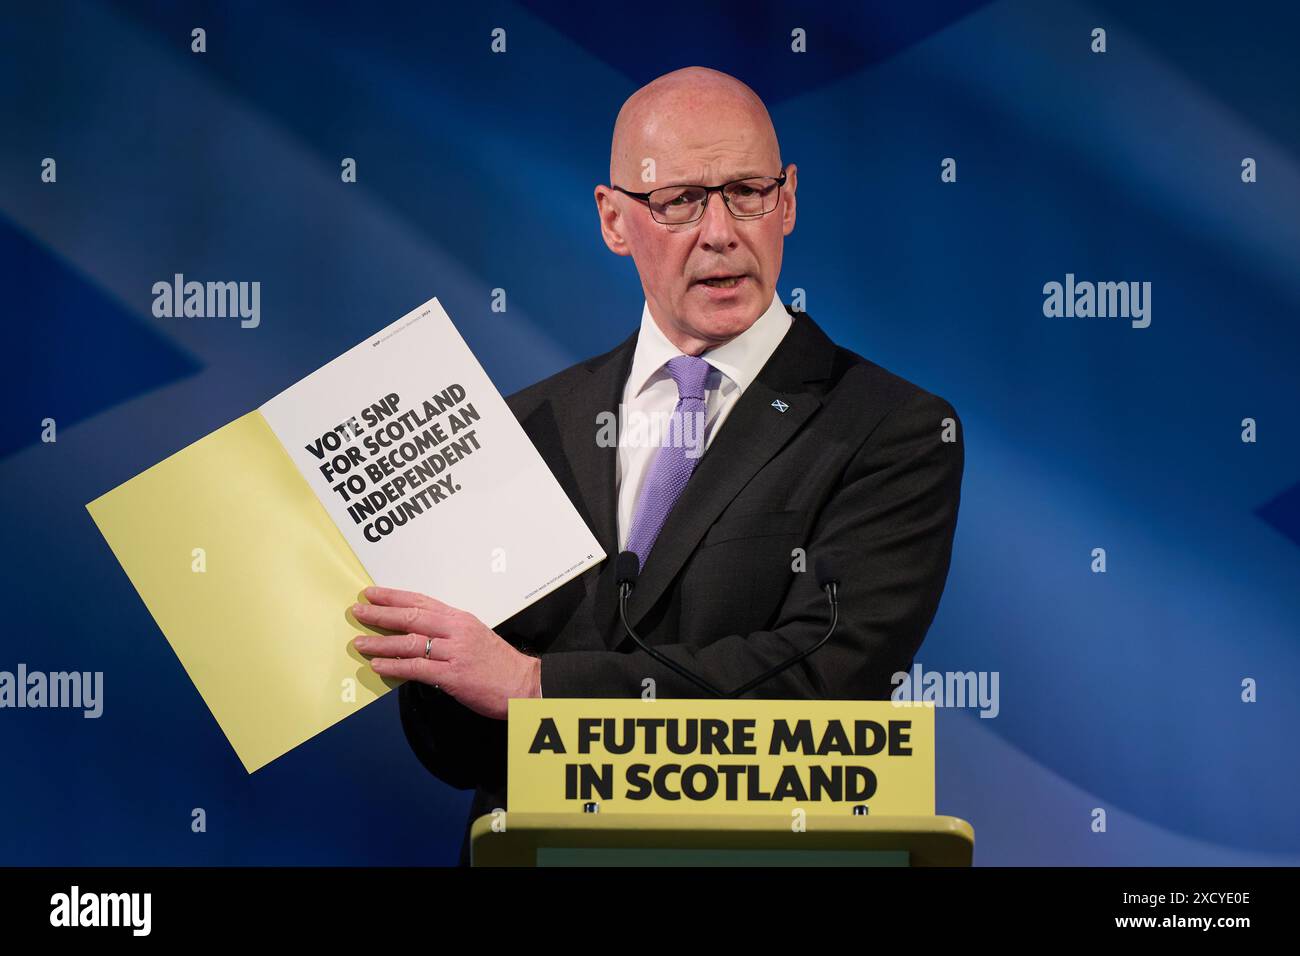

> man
[350,67,964,864]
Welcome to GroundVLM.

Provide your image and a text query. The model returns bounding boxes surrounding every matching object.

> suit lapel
[553,330,637,551]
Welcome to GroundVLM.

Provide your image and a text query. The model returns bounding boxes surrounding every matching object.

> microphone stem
[619,586,725,697]
[727,584,838,698]
[616,581,840,699]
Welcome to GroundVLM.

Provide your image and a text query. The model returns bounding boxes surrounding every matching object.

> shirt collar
[624,290,793,399]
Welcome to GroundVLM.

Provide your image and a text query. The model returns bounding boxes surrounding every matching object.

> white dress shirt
[616,291,793,552]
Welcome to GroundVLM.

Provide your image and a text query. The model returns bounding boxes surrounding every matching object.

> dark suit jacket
[398,305,964,864]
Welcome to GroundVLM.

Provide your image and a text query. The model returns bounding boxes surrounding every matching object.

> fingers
[361,586,450,612]
[352,601,449,636]
[353,632,451,662]
[369,654,445,686]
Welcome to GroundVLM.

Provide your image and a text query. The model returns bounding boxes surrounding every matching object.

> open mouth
[697,275,746,289]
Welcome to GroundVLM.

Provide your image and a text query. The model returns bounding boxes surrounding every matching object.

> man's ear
[595,185,633,256]
[780,164,798,237]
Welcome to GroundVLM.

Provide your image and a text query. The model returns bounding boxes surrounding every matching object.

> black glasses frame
[612,167,789,224]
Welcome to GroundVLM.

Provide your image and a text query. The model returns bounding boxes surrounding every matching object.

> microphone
[614,550,642,589]
[614,550,841,698]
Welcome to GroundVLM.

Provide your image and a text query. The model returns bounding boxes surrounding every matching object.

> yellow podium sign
[507,699,934,816]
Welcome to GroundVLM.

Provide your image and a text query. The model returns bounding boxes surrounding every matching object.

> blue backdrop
[2,0,1297,865]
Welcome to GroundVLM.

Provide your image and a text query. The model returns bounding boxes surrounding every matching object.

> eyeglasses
[611,168,788,225]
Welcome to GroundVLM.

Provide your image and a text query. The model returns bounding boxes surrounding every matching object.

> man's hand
[351,585,541,720]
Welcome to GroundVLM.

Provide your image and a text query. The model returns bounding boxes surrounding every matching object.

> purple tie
[625,354,713,571]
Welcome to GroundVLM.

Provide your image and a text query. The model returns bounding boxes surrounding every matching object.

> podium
[470,811,974,867]
[478,698,974,867]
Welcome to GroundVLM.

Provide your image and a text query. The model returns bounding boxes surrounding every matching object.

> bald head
[609,67,781,186]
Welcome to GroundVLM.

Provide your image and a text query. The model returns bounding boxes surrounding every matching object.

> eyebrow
[658,170,773,187]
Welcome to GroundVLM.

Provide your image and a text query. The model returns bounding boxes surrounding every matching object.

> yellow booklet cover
[87,297,604,772]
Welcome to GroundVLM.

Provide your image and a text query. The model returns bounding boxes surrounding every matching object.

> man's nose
[696,191,739,250]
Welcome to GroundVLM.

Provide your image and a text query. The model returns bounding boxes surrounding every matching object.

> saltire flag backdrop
[1,0,1297,866]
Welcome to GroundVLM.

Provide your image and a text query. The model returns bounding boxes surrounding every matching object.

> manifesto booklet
[87,297,605,772]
